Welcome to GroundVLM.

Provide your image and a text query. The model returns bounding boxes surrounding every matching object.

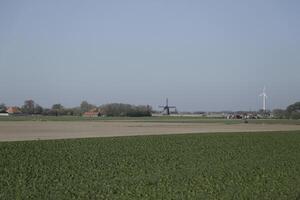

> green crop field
[1,131,300,199]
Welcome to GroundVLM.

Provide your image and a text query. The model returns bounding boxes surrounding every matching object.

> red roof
[83,111,100,117]
[6,107,21,114]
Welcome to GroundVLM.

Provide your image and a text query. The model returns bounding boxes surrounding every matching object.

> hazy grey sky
[0,0,299,111]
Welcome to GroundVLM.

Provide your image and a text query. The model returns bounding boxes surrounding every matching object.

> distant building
[6,107,22,115]
[0,112,9,117]
[83,108,101,117]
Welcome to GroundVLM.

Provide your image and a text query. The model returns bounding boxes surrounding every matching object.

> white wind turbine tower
[259,86,267,111]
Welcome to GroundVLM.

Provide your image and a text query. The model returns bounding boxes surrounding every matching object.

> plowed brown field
[1,121,300,141]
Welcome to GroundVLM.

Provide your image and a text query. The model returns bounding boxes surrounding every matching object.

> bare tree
[80,101,96,113]
[21,100,35,114]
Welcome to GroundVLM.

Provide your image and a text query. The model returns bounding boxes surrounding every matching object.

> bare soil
[0,121,300,141]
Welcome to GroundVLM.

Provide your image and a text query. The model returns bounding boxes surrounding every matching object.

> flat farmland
[1,120,300,141]
[1,118,300,199]
[1,132,300,199]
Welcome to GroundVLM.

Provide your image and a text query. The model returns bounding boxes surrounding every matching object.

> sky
[0,0,299,111]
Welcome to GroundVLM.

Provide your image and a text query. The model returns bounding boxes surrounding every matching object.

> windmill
[159,98,176,115]
[259,86,267,111]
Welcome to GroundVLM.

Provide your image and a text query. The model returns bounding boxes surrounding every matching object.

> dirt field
[0,121,300,141]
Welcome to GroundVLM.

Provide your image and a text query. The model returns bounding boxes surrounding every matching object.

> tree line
[272,102,300,119]
[0,100,152,117]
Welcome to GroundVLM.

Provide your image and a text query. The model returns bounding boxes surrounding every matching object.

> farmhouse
[83,108,101,117]
[6,107,22,115]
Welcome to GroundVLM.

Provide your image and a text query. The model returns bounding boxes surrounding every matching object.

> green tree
[34,104,44,115]
[286,102,300,119]
[52,104,64,110]
[42,108,51,116]
[51,104,64,116]
[70,107,82,116]
[272,109,286,119]
[0,103,7,113]
[100,103,152,117]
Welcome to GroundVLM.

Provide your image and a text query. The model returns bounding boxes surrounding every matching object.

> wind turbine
[159,98,176,115]
[259,86,267,111]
